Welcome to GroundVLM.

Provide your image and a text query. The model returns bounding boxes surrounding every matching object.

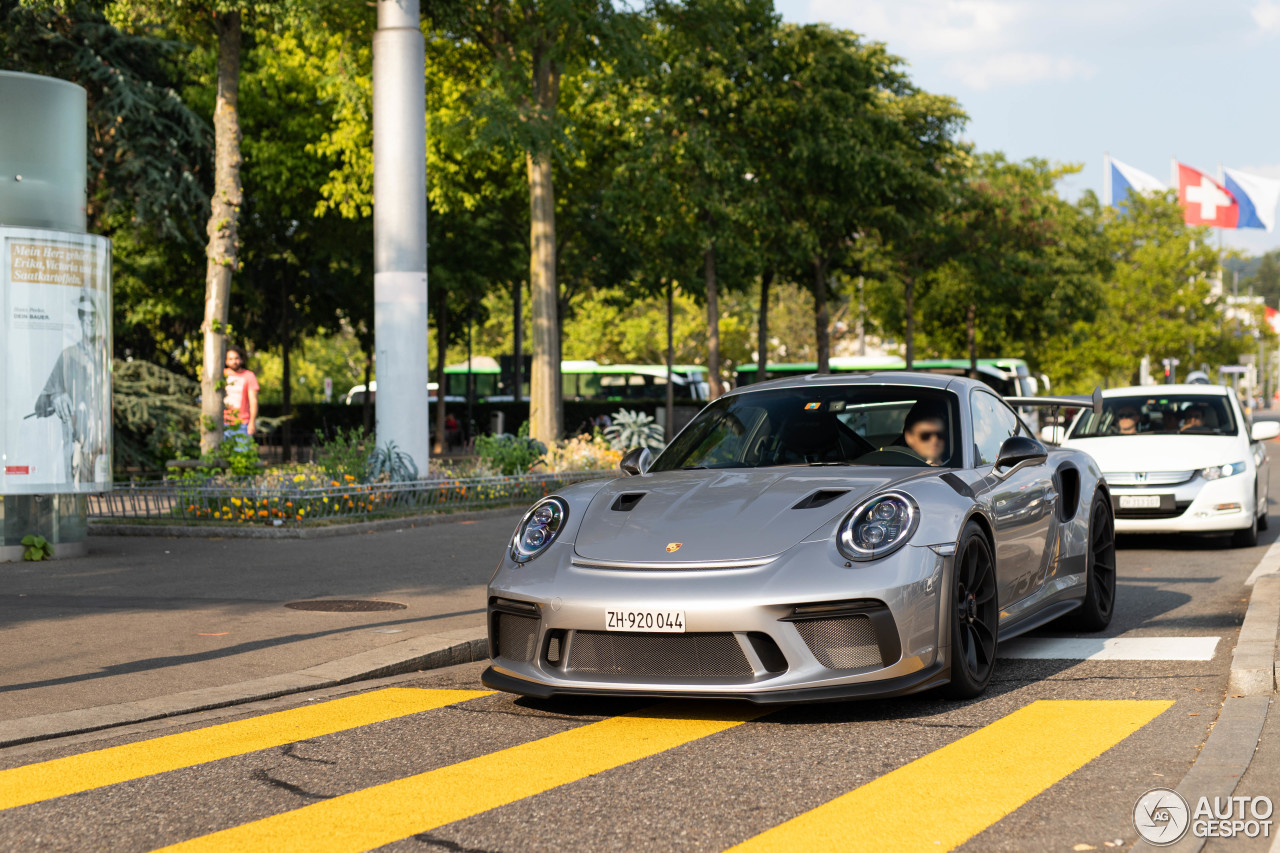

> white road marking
[998,636,1220,661]
[1245,536,1280,586]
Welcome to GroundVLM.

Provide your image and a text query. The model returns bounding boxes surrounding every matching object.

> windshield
[649,386,962,471]
[1068,394,1238,438]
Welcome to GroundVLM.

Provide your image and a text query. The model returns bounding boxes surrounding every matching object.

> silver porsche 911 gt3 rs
[482,372,1115,702]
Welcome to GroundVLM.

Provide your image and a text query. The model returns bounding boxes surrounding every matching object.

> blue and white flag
[1222,167,1280,231]
[1105,156,1167,207]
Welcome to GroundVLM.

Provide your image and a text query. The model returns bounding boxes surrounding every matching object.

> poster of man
[1,228,111,494]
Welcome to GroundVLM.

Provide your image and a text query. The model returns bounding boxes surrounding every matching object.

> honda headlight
[1198,462,1246,481]
[510,497,569,563]
[837,492,920,562]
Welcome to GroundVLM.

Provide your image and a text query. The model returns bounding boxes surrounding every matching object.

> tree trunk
[665,277,675,442]
[966,302,978,379]
[527,54,562,445]
[814,258,830,373]
[512,279,523,404]
[705,246,723,399]
[199,10,243,454]
[433,295,448,456]
[281,284,292,463]
[757,268,772,384]
[904,274,915,369]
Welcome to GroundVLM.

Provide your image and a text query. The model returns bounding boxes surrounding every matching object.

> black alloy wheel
[1063,493,1117,631]
[945,521,999,698]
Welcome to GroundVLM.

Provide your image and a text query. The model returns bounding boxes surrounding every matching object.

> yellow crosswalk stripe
[154,701,769,853]
[728,699,1173,853]
[0,688,490,812]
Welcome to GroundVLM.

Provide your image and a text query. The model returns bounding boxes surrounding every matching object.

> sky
[772,0,1280,258]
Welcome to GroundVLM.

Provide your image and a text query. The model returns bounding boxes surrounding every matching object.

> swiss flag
[1177,162,1239,228]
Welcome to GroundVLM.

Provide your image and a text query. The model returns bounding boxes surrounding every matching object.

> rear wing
[1005,386,1103,417]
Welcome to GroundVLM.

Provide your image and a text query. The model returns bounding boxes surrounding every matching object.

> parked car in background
[1059,385,1280,546]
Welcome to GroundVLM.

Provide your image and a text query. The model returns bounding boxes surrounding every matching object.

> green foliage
[1044,192,1238,392]
[314,427,370,482]
[184,430,261,477]
[604,409,665,451]
[475,431,547,476]
[21,535,54,562]
[366,440,420,482]
[112,359,202,472]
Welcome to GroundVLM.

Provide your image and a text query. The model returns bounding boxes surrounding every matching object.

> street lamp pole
[373,0,430,473]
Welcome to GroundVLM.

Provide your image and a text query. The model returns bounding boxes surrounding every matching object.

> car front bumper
[1110,473,1256,534]
[485,538,952,701]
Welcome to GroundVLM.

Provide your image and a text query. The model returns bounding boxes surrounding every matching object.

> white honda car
[1058,384,1279,546]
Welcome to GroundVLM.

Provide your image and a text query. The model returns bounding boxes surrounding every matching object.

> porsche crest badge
[665,542,683,553]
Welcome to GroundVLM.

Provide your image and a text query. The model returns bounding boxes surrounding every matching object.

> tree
[639,0,779,398]
[763,25,966,372]
[916,155,1107,374]
[1045,192,1238,392]
[107,0,310,452]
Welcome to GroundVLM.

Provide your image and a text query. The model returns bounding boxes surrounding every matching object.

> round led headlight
[837,491,920,562]
[510,497,569,563]
[1198,461,1246,481]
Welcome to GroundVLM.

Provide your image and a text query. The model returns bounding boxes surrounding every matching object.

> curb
[0,627,489,748]
[87,505,524,540]
[1229,574,1280,696]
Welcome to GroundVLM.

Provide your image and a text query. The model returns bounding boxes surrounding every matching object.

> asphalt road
[2,465,1277,852]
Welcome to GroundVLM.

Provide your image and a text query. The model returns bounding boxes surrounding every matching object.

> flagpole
[1103,152,1111,206]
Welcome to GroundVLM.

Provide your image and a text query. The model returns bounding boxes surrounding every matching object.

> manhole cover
[284,599,407,613]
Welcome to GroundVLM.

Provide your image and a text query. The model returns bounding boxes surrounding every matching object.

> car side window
[971,390,1020,466]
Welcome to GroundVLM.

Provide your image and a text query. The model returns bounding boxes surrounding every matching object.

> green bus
[735,356,1041,398]
[344,361,709,405]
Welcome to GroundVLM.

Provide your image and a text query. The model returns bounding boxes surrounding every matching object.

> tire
[1061,492,1117,632]
[944,521,999,699]
[1258,479,1269,531]
[1232,510,1258,548]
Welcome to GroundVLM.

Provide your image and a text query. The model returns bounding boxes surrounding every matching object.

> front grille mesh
[566,631,752,679]
[496,613,539,663]
[794,615,881,670]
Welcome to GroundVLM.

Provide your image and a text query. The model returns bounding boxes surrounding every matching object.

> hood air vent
[610,492,647,512]
[792,489,849,510]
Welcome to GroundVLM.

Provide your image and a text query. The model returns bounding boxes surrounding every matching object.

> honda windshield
[1068,394,1238,438]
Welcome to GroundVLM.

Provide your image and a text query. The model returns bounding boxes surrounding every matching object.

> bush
[475,424,546,475]
[314,427,370,482]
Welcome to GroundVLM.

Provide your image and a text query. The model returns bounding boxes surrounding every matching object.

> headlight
[1199,462,1246,481]
[510,497,569,563]
[837,492,919,561]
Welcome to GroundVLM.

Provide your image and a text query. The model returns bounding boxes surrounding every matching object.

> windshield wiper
[681,465,708,470]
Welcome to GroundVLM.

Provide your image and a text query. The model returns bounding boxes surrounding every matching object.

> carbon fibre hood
[572,468,909,563]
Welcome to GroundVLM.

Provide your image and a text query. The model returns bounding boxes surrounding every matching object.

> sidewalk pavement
[0,507,523,746]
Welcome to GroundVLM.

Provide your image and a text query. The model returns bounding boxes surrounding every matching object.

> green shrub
[604,409,666,451]
[314,427,370,482]
[22,535,53,561]
[475,425,546,475]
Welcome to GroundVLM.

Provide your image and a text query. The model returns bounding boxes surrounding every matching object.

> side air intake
[611,493,647,512]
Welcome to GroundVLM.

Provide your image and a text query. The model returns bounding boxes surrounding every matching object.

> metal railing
[89,471,616,527]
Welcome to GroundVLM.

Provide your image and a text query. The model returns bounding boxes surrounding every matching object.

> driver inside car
[898,402,949,466]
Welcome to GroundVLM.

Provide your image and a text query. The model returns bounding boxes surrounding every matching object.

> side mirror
[995,435,1048,474]
[1251,421,1280,442]
[619,447,653,476]
[1039,425,1065,445]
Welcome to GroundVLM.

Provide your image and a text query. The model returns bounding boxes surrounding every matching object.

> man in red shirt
[223,345,260,437]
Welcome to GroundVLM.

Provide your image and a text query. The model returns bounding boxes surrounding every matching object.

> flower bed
[90,470,616,527]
